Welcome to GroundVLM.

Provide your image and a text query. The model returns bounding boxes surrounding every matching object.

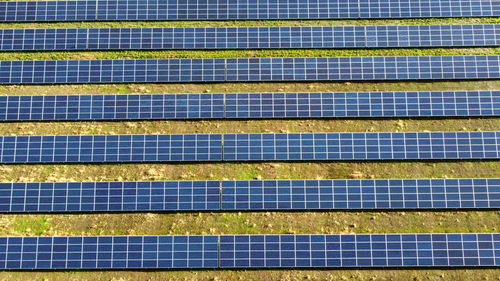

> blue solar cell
[0,178,497,212]
[0,235,219,269]
[0,0,497,22]
[223,132,500,161]
[0,25,497,51]
[1,132,499,163]
[219,234,500,268]
[221,179,500,210]
[0,234,497,269]
[0,134,223,163]
[1,91,498,121]
[0,56,498,84]
[0,181,221,212]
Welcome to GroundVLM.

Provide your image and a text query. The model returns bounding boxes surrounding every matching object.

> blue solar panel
[219,234,500,268]
[0,134,223,163]
[223,132,500,161]
[221,179,500,210]
[0,235,219,269]
[1,25,498,51]
[0,0,497,22]
[1,132,499,163]
[0,94,226,121]
[0,178,498,213]
[1,91,498,121]
[0,181,221,212]
[0,234,497,269]
[225,91,500,119]
[0,56,498,84]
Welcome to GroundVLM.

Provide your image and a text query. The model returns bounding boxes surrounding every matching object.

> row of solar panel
[0,0,498,22]
[1,25,498,51]
[0,178,498,212]
[0,56,499,84]
[0,132,499,163]
[1,91,499,121]
[0,234,498,269]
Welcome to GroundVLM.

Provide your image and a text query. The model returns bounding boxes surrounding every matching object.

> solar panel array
[0,234,498,269]
[0,132,499,164]
[0,0,498,22]
[0,134,223,163]
[223,132,500,161]
[0,179,498,213]
[1,25,498,51]
[0,56,499,84]
[2,91,498,121]
[0,235,219,269]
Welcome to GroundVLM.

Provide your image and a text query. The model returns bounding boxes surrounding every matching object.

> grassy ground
[0,16,499,281]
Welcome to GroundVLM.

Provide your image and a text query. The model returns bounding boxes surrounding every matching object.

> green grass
[13,218,50,235]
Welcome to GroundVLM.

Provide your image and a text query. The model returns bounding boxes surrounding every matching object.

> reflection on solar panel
[0,132,499,163]
[223,132,500,161]
[0,179,498,213]
[0,134,223,163]
[1,25,498,51]
[0,0,498,22]
[0,56,498,84]
[0,234,498,269]
[219,234,500,268]
[221,179,500,210]
[1,91,498,121]
[0,235,219,269]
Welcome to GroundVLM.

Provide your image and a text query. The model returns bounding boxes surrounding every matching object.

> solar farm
[0,0,499,280]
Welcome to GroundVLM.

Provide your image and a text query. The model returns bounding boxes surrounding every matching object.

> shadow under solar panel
[0,0,498,22]
[0,234,498,269]
[0,56,498,84]
[1,91,498,121]
[0,25,498,51]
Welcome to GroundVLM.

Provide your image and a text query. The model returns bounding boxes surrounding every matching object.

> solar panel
[0,56,498,84]
[0,234,498,269]
[0,235,219,269]
[1,25,498,51]
[0,134,223,163]
[1,132,499,163]
[223,132,500,161]
[0,178,498,213]
[2,91,498,121]
[221,179,500,210]
[0,181,221,212]
[226,91,500,119]
[0,0,497,22]
[0,94,226,121]
[219,233,500,268]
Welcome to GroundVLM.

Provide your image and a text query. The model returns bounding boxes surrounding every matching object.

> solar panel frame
[0,235,219,269]
[0,56,498,84]
[1,91,498,122]
[219,233,500,268]
[0,25,498,51]
[0,0,498,22]
[0,178,498,213]
[223,132,500,161]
